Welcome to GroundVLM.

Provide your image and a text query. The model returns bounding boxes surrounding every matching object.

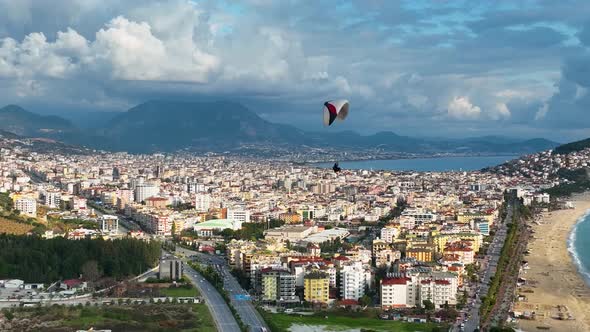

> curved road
[184,263,241,332]
[177,247,270,332]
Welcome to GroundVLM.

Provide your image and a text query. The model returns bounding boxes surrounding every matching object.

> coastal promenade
[459,204,511,332]
[517,194,590,332]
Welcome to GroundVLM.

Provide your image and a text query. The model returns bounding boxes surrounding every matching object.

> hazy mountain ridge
[0,130,95,155]
[0,101,559,155]
[0,105,76,137]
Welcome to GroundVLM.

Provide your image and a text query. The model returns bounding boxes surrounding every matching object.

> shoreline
[517,193,590,332]
[567,208,590,286]
[305,154,519,165]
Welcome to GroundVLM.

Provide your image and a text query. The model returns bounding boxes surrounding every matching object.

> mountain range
[0,102,560,155]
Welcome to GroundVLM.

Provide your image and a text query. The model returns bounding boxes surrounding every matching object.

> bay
[570,211,590,285]
[315,155,518,172]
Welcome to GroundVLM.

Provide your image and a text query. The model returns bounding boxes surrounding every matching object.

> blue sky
[0,0,589,142]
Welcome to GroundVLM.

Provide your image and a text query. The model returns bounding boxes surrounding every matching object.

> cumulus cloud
[537,52,590,133]
[447,96,481,120]
[0,16,220,83]
[93,16,219,82]
[493,103,511,120]
[535,102,549,120]
[0,0,586,140]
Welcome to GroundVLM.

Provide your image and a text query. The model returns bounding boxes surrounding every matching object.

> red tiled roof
[63,279,82,287]
[146,197,167,201]
[382,278,408,285]
[435,280,451,285]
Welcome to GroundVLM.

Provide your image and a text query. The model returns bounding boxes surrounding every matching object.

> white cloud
[492,102,511,120]
[93,16,219,82]
[0,16,220,83]
[535,102,549,120]
[575,84,588,100]
[0,0,583,139]
[495,89,533,99]
[0,31,82,79]
[447,96,481,120]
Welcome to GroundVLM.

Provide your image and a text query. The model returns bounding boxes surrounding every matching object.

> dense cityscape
[3,1,590,332]
[2,131,588,331]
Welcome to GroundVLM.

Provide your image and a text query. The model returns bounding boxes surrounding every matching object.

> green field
[3,304,216,332]
[160,286,200,297]
[261,311,445,332]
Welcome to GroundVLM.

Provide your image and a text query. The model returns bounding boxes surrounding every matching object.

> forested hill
[553,137,590,155]
[0,235,161,283]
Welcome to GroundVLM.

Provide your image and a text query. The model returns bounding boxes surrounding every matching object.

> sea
[568,210,590,285]
[314,155,518,172]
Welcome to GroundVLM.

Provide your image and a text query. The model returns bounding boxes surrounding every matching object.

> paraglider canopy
[323,100,349,126]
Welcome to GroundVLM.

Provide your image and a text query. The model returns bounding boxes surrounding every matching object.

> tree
[219,228,235,240]
[0,234,160,283]
[359,295,372,307]
[2,309,14,321]
[82,260,102,283]
[422,299,435,311]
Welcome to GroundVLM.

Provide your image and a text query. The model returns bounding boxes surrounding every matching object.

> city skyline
[1,1,590,141]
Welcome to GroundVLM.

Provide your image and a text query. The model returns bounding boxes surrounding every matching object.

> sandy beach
[517,194,590,332]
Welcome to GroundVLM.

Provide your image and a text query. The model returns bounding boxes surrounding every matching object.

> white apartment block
[402,209,437,224]
[417,271,458,308]
[340,263,368,300]
[99,215,119,234]
[419,279,456,308]
[14,197,36,217]
[380,227,399,243]
[227,207,250,224]
[134,184,159,203]
[194,193,211,212]
[187,182,206,193]
[380,277,416,309]
[381,271,458,309]
[45,191,61,209]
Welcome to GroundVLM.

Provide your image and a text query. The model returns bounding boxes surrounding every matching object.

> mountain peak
[0,104,75,137]
[1,104,29,113]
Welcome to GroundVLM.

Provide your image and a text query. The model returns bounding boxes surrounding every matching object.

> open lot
[260,311,446,332]
[159,286,200,298]
[0,303,216,332]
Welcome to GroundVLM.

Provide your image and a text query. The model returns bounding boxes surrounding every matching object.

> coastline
[305,153,519,165]
[517,193,590,332]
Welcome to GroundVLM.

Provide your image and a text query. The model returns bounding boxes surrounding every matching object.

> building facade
[159,255,183,280]
[261,268,298,303]
[14,197,37,217]
[304,271,330,303]
[99,215,119,234]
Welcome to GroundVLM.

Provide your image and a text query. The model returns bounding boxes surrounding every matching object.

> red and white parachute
[323,100,349,126]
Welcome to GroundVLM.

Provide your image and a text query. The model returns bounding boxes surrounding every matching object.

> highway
[177,247,270,332]
[456,204,512,332]
[183,262,241,332]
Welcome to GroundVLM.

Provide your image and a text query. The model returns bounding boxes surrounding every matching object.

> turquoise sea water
[315,155,517,172]
[569,210,590,285]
